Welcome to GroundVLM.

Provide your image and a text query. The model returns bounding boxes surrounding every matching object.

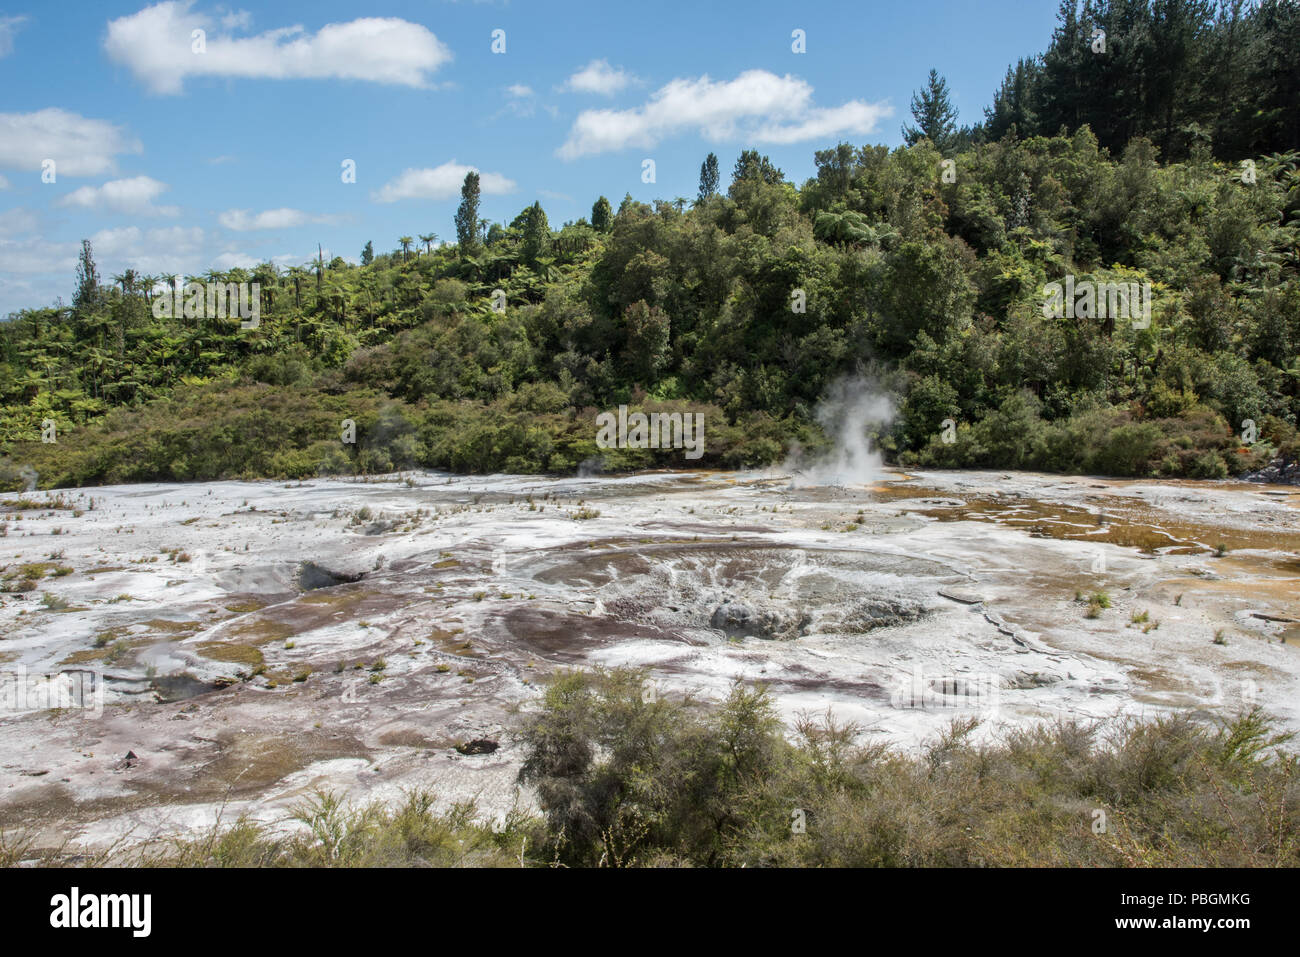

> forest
[2,0,1298,490]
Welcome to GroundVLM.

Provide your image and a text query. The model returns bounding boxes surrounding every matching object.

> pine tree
[360,241,374,266]
[1036,1,1090,142]
[73,239,100,316]
[984,59,1041,141]
[698,152,720,201]
[591,196,612,232]
[521,202,551,265]
[455,171,482,256]
[902,69,959,151]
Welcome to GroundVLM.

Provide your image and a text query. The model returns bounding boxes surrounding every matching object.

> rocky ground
[1243,454,1300,486]
[1,467,1297,853]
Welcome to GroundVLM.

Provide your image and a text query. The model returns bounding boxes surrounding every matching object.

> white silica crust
[1,468,1297,849]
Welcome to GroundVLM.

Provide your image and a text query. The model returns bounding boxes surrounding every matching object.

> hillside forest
[2,0,1298,489]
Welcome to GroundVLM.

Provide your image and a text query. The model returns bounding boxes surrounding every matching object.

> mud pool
[1,467,1298,851]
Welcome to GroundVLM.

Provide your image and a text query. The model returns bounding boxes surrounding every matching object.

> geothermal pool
[1,468,1298,850]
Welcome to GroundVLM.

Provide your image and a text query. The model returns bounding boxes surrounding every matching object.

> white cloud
[751,101,896,145]
[0,227,203,278]
[563,59,634,96]
[220,9,252,30]
[91,224,202,253]
[0,237,77,276]
[0,109,142,177]
[372,161,517,203]
[500,84,543,118]
[558,70,892,159]
[0,274,64,318]
[0,225,219,315]
[0,15,26,59]
[105,1,453,95]
[211,250,260,269]
[57,176,180,216]
[90,225,207,274]
[0,207,38,237]
[218,207,335,231]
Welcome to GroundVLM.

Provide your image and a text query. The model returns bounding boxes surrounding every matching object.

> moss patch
[223,598,268,614]
[195,641,266,668]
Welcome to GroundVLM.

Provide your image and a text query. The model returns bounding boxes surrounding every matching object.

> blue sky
[0,0,1063,316]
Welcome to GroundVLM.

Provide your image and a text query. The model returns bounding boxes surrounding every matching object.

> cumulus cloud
[0,109,142,177]
[558,69,892,159]
[563,59,635,96]
[218,207,336,231]
[105,1,453,95]
[0,274,61,319]
[57,176,179,216]
[211,250,262,269]
[506,84,534,98]
[0,227,205,279]
[0,15,26,58]
[0,237,78,276]
[91,224,205,266]
[372,161,517,203]
[0,225,211,315]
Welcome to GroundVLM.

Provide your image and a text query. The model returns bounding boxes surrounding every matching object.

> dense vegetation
[2,0,1299,489]
[8,670,1296,867]
[984,0,1300,161]
[513,670,1299,867]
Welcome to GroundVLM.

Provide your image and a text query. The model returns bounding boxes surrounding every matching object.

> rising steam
[785,376,894,488]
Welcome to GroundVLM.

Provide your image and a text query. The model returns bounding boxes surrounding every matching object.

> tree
[360,241,374,266]
[521,202,551,266]
[623,300,670,382]
[111,269,138,296]
[455,171,482,256]
[902,69,959,151]
[419,233,438,255]
[287,265,307,308]
[398,236,413,262]
[984,59,1041,142]
[591,196,612,232]
[729,151,783,194]
[813,209,878,246]
[698,152,720,201]
[972,0,1285,162]
[251,263,277,313]
[73,239,100,316]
